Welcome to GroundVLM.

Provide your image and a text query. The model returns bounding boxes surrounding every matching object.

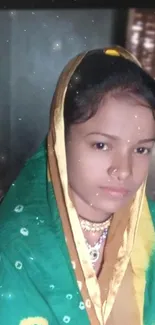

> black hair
[64,49,155,129]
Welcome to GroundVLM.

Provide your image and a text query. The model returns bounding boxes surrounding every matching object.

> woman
[0,46,155,325]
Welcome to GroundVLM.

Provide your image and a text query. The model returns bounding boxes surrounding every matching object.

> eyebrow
[86,132,155,143]
[138,138,155,144]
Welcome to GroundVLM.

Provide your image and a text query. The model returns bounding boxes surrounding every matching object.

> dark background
[0,9,129,198]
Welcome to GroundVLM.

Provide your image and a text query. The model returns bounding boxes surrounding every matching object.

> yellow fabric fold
[131,196,155,324]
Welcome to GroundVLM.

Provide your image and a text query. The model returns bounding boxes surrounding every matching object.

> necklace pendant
[88,248,100,263]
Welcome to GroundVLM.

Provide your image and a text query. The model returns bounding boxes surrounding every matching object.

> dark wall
[0,10,12,198]
[0,9,127,197]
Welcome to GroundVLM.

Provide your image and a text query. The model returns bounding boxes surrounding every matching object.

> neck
[69,186,112,223]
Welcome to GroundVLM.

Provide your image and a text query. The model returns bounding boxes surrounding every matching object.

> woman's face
[66,95,155,217]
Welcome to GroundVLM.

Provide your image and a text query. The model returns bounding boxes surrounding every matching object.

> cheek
[133,157,150,184]
[72,147,111,171]
[67,147,111,184]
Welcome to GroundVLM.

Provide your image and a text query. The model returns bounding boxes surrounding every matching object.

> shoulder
[0,139,62,283]
[0,139,58,248]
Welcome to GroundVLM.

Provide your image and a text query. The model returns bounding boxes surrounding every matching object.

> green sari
[0,46,155,325]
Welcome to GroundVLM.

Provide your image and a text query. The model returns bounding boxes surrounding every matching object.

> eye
[94,142,109,151]
[134,147,152,155]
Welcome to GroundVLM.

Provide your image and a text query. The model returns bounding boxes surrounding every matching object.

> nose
[107,153,132,182]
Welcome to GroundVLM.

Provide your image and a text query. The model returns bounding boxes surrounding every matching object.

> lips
[100,186,130,198]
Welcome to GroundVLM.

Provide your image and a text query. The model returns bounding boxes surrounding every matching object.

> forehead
[80,96,155,139]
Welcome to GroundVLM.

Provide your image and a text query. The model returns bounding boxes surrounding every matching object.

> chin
[97,196,130,214]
